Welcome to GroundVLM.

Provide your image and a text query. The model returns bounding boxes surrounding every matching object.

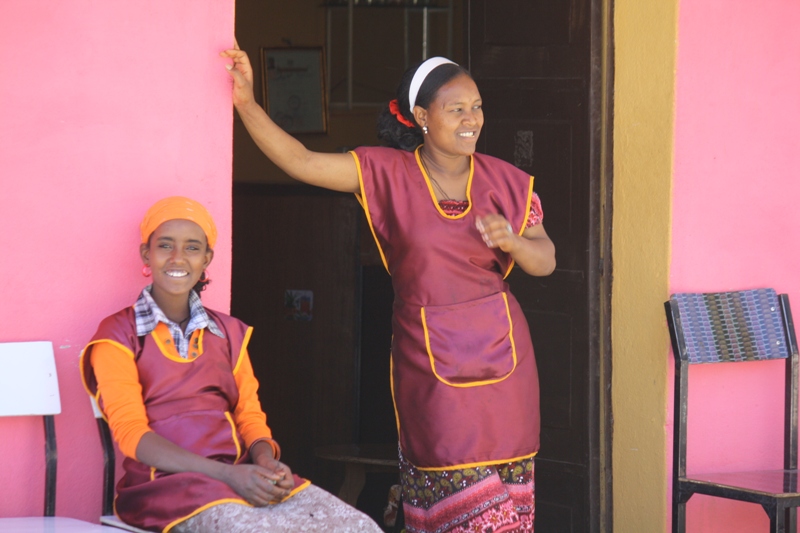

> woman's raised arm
[221,45,359,194]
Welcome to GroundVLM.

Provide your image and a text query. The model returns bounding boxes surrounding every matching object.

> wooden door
[466,0,608,531]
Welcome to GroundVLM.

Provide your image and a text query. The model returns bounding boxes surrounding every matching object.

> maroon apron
[353,145,541,469]
[81,307,254,532]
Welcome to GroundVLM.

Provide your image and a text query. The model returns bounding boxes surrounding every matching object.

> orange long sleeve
[91,330,275,461]
[231,348,275,448]
[91,342,152,459]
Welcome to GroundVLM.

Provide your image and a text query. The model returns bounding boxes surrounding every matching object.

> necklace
[419,150,454,201]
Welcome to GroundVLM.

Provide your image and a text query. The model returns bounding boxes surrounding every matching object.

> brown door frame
[589,0,614,531]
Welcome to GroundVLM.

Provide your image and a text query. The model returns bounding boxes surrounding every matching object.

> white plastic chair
[0,341,118,532]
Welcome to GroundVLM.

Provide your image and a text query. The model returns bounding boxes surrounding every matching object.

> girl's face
[418,74,484,157]
[140,219,213,300]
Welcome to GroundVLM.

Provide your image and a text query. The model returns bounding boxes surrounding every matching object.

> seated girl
[80,196,383,533]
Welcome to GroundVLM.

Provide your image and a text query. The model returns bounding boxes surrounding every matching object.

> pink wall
[671,0,800,530]
[0,0,234,521]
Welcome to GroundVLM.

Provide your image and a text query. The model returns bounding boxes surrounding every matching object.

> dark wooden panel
[481,1,573,46]
[510,270,589,464]
[357,264,396,444]
[480,83,588,273]
[536,458,589,533]
[469,0,588,79]
[529,309,574,430]
[231,188,360,493]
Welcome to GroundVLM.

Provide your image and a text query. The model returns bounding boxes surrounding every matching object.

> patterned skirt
[400,453,535,533]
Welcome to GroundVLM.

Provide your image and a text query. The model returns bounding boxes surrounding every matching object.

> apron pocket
[421,292,517,387]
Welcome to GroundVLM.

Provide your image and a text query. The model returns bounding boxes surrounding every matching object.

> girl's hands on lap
[223,463,291,507]
[255,455,295,495]
[249,440,295,502]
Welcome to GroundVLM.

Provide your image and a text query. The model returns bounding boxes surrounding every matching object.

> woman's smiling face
[420,73,483,157]
[140,219,213,300]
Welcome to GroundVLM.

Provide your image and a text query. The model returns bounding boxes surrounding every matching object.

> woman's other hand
[220,41,256,109]
[476,214,517,253]
[476,214,556,276]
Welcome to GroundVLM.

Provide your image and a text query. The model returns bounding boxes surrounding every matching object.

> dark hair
[377,61,471,152]
[192,271,210,295]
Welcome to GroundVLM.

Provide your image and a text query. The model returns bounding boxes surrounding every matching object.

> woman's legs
[400,456,535,533]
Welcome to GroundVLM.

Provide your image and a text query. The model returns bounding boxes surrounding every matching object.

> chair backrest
[88,375,157,532]
[0,341,61,516]
[0,341,61,417]
[668,289,791,364]
[89,396,117,517]
[665,288,799,478]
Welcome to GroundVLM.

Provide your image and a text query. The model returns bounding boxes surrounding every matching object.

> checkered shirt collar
[134,286,225,350]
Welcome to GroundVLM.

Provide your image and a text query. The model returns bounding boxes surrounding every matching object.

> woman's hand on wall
[220,40,256,110]
[218,41,359,193]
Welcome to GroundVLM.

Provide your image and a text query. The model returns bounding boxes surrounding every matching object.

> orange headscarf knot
[389,99,416,128]
[140,196,218,249]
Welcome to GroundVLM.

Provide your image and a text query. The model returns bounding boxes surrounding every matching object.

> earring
[422,126,429,135]
[199,270,211,283]
[142,265,152,277]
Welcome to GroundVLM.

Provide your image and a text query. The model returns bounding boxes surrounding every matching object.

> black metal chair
[665,288,800,533]
[89,397,150,533]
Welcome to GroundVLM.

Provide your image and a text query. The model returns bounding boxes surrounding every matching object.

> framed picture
[260,47,328,134]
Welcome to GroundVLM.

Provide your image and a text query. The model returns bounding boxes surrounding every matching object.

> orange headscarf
[140,197,218,249]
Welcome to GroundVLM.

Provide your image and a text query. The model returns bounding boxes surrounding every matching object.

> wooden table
[315,443,399,506]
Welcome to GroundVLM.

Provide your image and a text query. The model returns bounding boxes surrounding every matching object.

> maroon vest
[353,145,541,469]
[81,307,252,532]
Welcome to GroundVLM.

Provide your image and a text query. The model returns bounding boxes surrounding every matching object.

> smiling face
[416,73,483,158]
[140,219,214,304]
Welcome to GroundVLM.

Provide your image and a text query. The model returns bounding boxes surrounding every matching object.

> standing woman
[222,46,555,533]
[80,197,383,533]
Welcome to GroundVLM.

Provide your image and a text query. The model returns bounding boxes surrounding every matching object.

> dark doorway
[231,185,362,493]
[231,1,612,531]
[466,0,612,531]
[357,264,396,445]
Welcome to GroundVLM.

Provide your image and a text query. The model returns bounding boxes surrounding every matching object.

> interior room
[230,1,465,528]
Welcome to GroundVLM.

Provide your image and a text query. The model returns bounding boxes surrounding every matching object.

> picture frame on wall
[260,47,328,134]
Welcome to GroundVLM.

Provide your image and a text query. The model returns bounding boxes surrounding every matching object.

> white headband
[408,57,457,114]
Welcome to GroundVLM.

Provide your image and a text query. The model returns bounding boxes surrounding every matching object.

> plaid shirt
[134,286,225,359]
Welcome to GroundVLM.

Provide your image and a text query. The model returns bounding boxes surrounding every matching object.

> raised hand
[220,40,256,108]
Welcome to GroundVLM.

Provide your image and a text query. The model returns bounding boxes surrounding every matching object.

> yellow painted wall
[611,0,677,531]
